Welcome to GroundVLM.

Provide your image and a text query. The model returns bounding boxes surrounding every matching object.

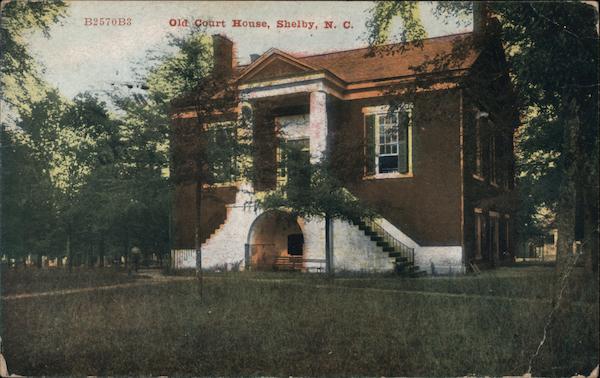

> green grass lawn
[1,266,598,376]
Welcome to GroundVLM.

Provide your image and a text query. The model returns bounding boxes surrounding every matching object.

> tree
[1,124,59,267]
[2,1,174,272]
[1,90,68,267]
[0,0,67,112]
[3,83,173,271]
[109,90,171,268]
[365,1,599,278]
[259,147,376,274]
[144,28,250,294]
[1,0,67,270]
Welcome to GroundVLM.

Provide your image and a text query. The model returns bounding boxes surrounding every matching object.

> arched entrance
[246,210,304,271]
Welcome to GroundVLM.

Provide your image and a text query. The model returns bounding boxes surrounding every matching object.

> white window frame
[362,104,413,179]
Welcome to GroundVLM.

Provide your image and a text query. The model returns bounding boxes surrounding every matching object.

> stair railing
[338,188,415,268]
[363,218,415,266]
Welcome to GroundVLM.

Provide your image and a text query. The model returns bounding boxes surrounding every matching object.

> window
[503,135,512,190]
[489,211,500,264]
[504,215,511,258]
[473,110,487,179]
[277,138,310,187]
[489,132,497,186]
[503,135,514,191]
[287,234,304,255]
[364,105,412,177]
[207,123,238,183]
[474,209,484,260]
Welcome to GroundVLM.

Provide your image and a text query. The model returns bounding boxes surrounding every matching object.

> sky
[26,1,471,99]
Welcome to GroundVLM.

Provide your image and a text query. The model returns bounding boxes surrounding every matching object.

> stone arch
[246,210,304,270]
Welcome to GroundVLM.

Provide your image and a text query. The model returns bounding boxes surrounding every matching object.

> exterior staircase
[201,208,233,247]
[353,218,427,277]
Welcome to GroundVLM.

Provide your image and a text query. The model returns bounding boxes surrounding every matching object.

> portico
[239,84,335,165]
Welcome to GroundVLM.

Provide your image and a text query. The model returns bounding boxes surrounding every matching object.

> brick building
[170,19,518,274]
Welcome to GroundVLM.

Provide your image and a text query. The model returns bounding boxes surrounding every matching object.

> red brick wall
[333,90,464,246]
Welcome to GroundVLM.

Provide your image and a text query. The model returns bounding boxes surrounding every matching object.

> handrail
[337,188,415,267]
[363,218,415,266]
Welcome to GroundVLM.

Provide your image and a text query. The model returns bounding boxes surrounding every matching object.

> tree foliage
[1,0,67,267]
[0,0,67,114]
[260,159,375,223]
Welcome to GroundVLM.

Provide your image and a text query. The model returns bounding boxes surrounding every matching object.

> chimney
[472,1,489,36]
[212,34,234,79]
[250,54,260,63]
[472,1,500,42]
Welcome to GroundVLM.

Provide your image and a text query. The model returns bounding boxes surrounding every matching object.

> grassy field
[1,266,598,376]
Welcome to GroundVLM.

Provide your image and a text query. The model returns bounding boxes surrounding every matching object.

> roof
[238,32,479,84]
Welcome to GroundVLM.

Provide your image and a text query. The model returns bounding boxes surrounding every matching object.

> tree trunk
[0,124,3,274]
[168,191,172,270]
[99,235,105,268]
[88,240,95,268]
[124,231,129,271]
[554,100,580,298]
[581,124,599,277]
[67,227,73,273]
[195,181,203,299]
[555,194,575,282]
[325,214,334,275]
[36,253,43,269]
[583,189,598,274]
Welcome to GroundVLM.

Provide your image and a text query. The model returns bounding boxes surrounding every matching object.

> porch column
[309,90,328,163]
[309,90,333,272]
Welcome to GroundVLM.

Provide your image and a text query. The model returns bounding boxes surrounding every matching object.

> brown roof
[284,32,479,83]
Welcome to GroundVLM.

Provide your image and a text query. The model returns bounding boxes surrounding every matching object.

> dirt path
[1,271,194,301]
[2,272,595,308]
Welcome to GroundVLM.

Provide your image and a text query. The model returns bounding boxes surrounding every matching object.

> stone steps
[201,209,233,247]
[352,218,426,278]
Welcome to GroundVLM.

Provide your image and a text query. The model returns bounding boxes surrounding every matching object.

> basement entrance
[246,211,304,271]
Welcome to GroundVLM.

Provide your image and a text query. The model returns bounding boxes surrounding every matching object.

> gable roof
[236,48,320,82]
[238,32,479,84]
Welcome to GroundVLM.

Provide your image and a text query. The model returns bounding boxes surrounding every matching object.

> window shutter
[365,114,376,175]
[398,112,409,174]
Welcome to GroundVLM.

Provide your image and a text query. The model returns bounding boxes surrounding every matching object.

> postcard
[1,1,598,377]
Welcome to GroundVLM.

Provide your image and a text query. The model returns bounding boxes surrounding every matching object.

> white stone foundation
[332,220,395,272]
[171,185,466,275]
[415,246,465,275]
[375,218,465,275]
